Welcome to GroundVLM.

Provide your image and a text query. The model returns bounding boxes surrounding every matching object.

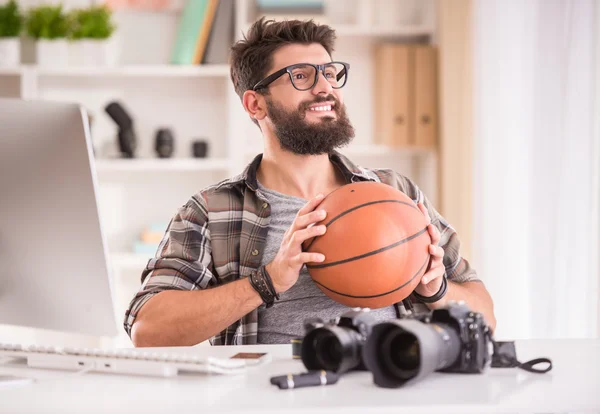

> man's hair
[230,17,337,102]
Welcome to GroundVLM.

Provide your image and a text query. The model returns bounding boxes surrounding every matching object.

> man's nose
[311,70,333,95]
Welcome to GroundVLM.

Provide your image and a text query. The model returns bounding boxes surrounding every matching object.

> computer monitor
[0,98,118,337]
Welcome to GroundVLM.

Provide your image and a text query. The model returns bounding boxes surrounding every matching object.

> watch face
[230,352,268,360]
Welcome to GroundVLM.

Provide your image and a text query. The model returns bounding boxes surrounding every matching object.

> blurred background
[0,0,597,348]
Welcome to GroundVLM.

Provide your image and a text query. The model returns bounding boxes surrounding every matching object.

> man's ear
[243,90,267,122]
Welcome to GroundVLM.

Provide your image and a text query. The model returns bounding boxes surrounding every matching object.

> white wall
[473,0,599,340]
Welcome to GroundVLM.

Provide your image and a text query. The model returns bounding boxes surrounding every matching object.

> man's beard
[265,95,355,156]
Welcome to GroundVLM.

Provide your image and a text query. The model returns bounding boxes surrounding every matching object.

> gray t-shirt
[256,181,397,344]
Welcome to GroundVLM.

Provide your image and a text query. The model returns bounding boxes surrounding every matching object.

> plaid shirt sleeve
[374,169,481,284]
[407,176,479,284]
[123,195,217,338]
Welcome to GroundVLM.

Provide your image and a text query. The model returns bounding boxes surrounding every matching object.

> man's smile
[306,102,336,116]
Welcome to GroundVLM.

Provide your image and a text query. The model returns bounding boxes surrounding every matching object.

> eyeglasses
[252,61,350,92]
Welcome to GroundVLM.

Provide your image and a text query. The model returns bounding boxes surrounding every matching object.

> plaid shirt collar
[218,150,377,192]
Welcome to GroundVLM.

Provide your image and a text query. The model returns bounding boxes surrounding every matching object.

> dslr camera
[301,308,374,374]
[300,302,492,387]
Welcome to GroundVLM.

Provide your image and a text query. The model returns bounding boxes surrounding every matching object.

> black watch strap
[412,276,448,304]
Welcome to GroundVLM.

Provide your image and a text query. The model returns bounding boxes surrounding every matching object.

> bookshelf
[94,158,230,173]
[0,0,438,347]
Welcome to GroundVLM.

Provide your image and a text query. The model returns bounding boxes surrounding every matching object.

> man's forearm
[426,281,497,332]
[131,278,263,347]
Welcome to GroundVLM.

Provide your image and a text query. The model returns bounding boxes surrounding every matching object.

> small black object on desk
[270,370,339,390]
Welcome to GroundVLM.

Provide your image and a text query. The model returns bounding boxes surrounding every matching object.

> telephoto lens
[301,309,375,374]
[362,302,491,388]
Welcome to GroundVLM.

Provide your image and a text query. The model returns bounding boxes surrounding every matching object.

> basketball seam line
[304,199,418,251]
[311,253,430,299]
[306,227,428,269]
[324,200,418,228]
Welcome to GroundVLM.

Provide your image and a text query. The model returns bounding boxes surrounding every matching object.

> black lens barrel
[362,319,461,388]
[301,325,364,374]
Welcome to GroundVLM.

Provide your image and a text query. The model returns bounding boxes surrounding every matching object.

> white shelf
[0,64,230,78]
[94,158,230,173]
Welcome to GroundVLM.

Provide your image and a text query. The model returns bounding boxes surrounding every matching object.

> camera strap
[491,340,553,374]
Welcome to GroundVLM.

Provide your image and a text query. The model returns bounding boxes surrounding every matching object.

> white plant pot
[69,41,87,66]
[70,39,119,67]
[0,38,21,67]
[36,39,69,67]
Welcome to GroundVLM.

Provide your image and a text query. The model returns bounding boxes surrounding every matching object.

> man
[125,18,496,347]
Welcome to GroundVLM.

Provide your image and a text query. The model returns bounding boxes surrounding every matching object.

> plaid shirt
[124,151,479,345]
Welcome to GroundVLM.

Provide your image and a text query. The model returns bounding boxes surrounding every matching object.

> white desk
[0,339,598,414]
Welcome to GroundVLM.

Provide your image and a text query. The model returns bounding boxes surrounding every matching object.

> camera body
[421,302,491,374]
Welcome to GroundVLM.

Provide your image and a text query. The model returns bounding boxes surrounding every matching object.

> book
[203,0,235,64]
[413,46,438,148]
[192,0,220,64]
[373,44,438,148]
[374,44,413,147]
[171,0,209,65]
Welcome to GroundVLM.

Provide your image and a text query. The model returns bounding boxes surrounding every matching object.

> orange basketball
[302,181,431,309]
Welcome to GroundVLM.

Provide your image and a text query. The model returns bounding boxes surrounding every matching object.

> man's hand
[413,203,446,298]
[266,193,328,293]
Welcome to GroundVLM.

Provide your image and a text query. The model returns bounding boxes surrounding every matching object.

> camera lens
[314,331,343,371]
[380,330,420,380]
[301,326,364,374]
[363,319,461,388]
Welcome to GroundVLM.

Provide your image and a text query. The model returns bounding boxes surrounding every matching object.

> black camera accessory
[117,129,136,158]
[248,266,279,308]
[491,341,552,373]
[270,370,339,390]
[412,276,448,303]
[105,101,133,130]
[104,101,137,158]
[192,140,209,158]
[155,128,174,158]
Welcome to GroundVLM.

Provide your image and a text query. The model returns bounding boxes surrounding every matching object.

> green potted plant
[0,0,23,67]
[25,4,70,66]
[68,5,118,66]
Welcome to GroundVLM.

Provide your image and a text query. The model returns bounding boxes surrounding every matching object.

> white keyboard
[0,343,269,378]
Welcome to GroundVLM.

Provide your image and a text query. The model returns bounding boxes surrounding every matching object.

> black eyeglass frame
[252,61,350,92]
